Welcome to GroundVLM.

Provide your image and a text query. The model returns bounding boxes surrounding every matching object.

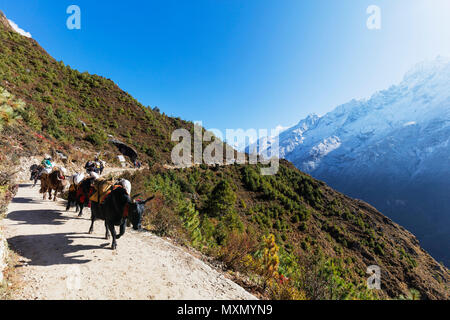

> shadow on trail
[18,184,34,188]
[11,197,40,204]
[7,232,106,266]
[6,209,78,226]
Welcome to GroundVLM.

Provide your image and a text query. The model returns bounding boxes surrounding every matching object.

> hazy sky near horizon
[1,0,450,134]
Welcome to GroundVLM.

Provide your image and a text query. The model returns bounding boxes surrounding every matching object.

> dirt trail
[2,184,256,300]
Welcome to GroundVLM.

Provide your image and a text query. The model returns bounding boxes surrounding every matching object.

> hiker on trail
[95,157,105,175]
[85,157,105,175]
[41,156,54,174]
[85,159,96,175]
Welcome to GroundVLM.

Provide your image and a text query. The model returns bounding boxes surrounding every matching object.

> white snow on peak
[7,18,32,38]
[248,57,450,177]
[403,56,450,81]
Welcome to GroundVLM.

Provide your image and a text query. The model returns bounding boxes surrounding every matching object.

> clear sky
[1,0,450,134]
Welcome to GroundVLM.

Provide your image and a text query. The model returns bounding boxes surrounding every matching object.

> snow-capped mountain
[252,57,450,266]
[236,124,289,153]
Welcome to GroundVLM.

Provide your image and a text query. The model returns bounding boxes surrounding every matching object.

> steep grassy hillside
[0,11,196,166]
[0,10,448,300]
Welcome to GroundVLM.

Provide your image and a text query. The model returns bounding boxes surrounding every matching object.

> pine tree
[207,179,236,217]
[180,202,202,247]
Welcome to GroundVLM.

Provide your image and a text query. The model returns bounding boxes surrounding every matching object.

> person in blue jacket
[41,156,54,172]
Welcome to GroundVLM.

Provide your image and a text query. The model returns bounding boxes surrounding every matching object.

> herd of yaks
[29,165,154,250]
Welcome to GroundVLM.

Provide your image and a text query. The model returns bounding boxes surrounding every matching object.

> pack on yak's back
[69,173,85,192]
[73,173,85,185]
[89,178,114,204]
[43,167,52,174]
[117,179,131,196]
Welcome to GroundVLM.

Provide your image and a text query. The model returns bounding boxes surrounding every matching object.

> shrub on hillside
[150,206,184,239]
[217,230,257,272]
[85,130,107,147]
[19,105,41,131]
[0,87,24,131]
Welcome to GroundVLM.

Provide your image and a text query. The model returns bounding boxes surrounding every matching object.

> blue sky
[1,0,450,134]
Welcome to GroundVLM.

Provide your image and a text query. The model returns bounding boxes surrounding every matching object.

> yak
[29,164,44,187]
[89,185,153,250]
[65,173,85,214]
[39,169,68,201]
[66,176,96,217]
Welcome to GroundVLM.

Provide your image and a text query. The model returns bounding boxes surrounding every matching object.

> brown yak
[39,169,68,201]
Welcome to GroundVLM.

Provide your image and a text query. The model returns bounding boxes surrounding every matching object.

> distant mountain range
[249,57,450,266]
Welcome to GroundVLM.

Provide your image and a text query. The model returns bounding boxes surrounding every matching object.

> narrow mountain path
[2,184,256,300]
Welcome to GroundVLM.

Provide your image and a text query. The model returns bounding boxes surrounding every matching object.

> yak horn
[132,193,142,200]
[143,196,155,204]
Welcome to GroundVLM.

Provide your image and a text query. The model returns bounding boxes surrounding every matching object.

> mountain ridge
[252,56,450,266]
